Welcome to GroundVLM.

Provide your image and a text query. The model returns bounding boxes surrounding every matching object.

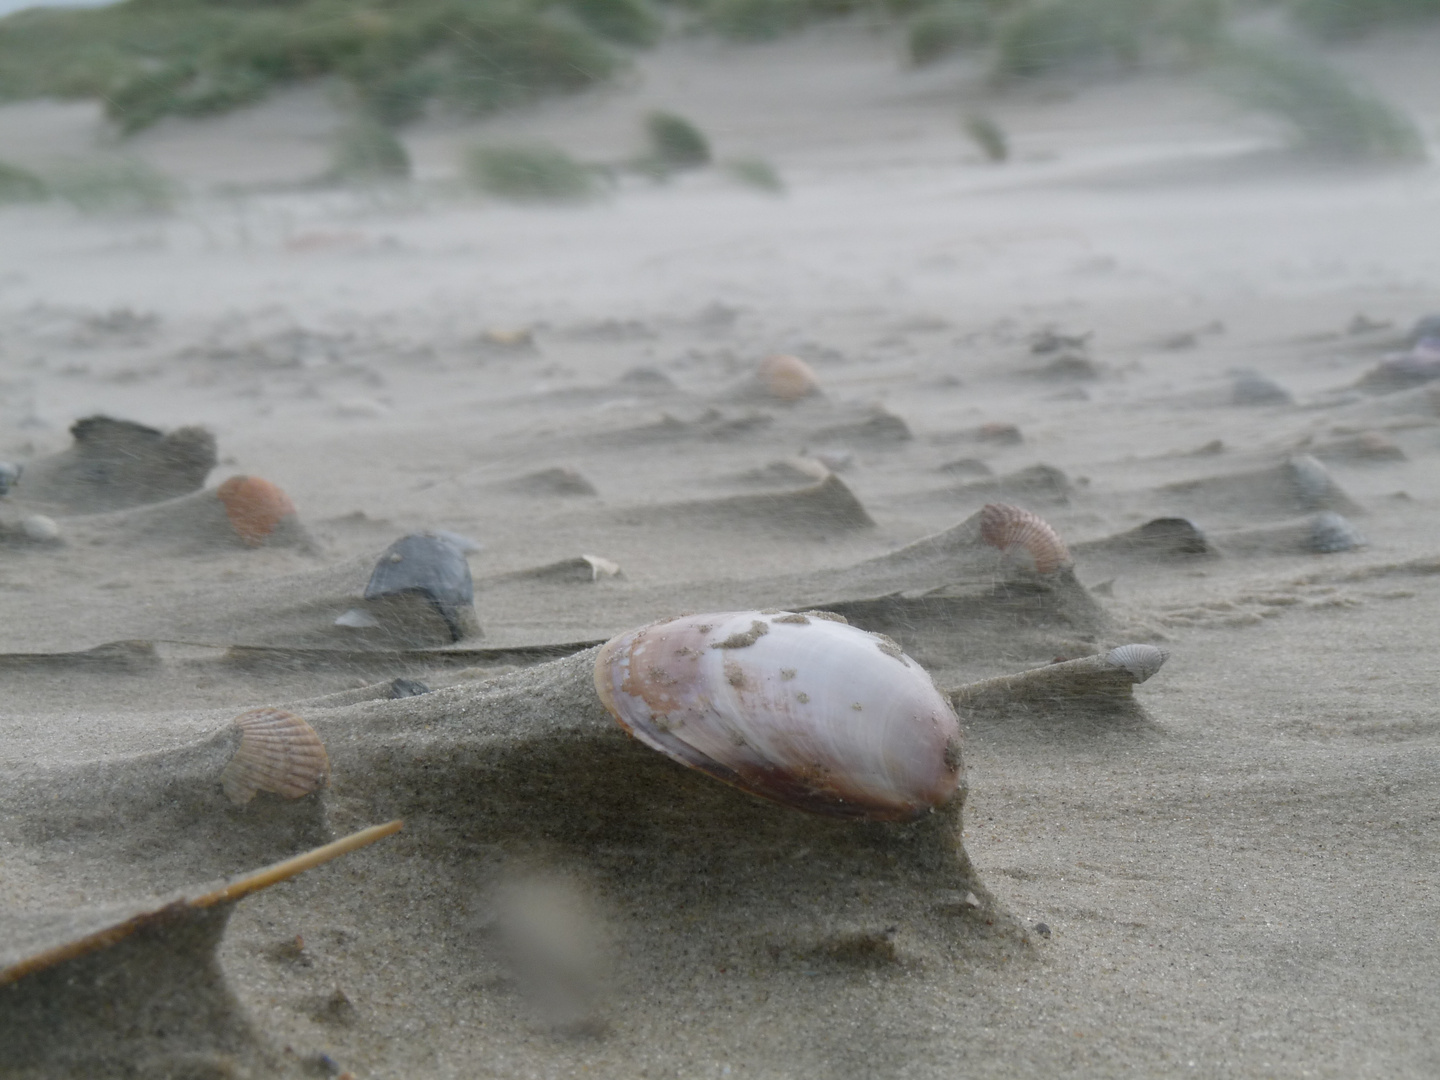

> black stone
[364,533,476,642]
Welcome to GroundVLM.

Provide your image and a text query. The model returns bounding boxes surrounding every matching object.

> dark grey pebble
[365,532,475,641]
[388,678,432,698]
[1232,373,1292,406]
[1410,314,1440,344]
[937,457,993,478]
[617,366,676,390]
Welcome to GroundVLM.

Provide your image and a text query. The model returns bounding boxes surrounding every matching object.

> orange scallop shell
[757,354,821,402]
[978,503,1071,575]
[217,475,297,547]
[220,708,330,806]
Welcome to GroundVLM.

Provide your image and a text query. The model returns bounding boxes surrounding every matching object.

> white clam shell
[1104,644,1169,683]
[594,611,963,821]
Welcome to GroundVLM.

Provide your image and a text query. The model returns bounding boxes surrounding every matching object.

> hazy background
[2,1,1439,1078]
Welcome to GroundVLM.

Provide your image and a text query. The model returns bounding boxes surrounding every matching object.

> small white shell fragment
[21,515,60,543]
[582,554,622,580]
[334,607,381,628]
[1104,644,1169,683]
[594,610,963,821]
[220,708,330,806]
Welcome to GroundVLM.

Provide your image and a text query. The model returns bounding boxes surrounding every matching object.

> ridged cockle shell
[217,475,297,547]
[594,611,963,821]
[979,503,1071,574]
[220,708,329,806]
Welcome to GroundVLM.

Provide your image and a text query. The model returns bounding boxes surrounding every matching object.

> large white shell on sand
[220,708,330,806]
[594,611,963,821]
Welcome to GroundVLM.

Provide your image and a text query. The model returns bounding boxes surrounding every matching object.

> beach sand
[1,22,1439,1079]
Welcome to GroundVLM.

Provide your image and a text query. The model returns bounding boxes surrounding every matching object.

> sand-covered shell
[364,532,475,640]
[1286,455,1342,511]
[21,514,59,543]
[1232,372,1292,406]
[1309,511,1364,553]
[220,708,330,806]
[757,354,821,402]
[217,475,297,547]
[594,610,963,821]
[1104,644,1169,683]
[978,503,1071,574]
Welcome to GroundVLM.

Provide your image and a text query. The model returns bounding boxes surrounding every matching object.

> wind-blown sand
[2,22,1440,1079]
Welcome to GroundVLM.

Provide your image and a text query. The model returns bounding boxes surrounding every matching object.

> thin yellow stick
[191,819,404,907]
[0,820,403,987]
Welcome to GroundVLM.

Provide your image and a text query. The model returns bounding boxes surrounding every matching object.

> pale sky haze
[0,0,115,15]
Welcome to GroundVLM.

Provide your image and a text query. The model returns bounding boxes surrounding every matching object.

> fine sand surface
[2,23,1440,1079]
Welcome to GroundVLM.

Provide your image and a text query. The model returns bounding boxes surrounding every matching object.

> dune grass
[463,144,604,201]
[907,1,994,65]
[0,0,1428,167]
[963,113,1009,160]
[329,116,412,181]
[724,156,785,192]
[1291,0,1440,40]
[0,0,624,134]
[645,111,712,168]
[1220,40,1426,162]
[45,157,180,213]
[0,161,48,204]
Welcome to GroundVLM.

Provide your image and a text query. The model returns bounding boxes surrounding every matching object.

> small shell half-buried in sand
[220,708,330,806]
[594,610,963,821]
[945,644,1170,708]
[978,503,1072,574]
[1104,644,1169,683]
[757,354,821,402]
[216,475,297,547]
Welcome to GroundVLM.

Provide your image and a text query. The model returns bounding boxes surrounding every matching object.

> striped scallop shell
[217,476,297,547]
[220,708,330,806]
[978,503,1072,575]
[1104,644,1169,683]
[594,610,963,821]
[757,354,821,402]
